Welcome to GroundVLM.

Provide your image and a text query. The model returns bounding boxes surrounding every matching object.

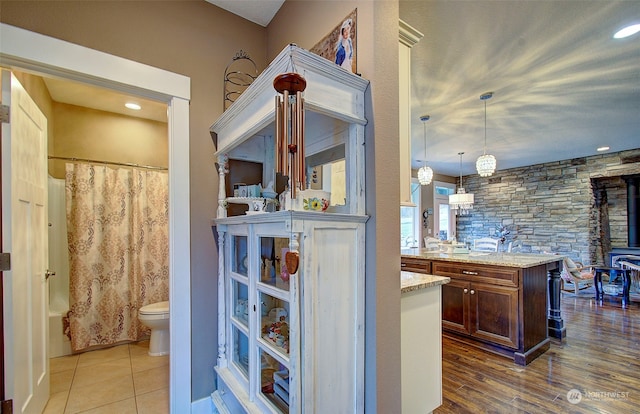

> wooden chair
[561,257,595,295]
[473,237,499,252]
[423,237,440,251]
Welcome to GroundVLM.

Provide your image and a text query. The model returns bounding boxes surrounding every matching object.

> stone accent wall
[457,149,640,264]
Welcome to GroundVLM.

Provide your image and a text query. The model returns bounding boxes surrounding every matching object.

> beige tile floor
[44,341,169,414]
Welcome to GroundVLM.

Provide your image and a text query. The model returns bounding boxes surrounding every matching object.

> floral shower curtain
[65,163,169,352]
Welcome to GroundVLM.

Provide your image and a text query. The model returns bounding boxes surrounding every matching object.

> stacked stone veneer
[457,149,640,264]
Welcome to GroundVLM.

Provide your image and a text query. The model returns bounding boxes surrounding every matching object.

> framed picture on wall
[310,9,357,74]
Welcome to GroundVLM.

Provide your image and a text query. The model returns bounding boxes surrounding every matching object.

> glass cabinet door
[256,235,291,413]
[231,279,249,327]
[231,326,249,379]
[232,235,248,276]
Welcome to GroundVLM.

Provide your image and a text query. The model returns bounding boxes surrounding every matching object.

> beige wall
[49,102,167,178]
[1,0,267,401]
[3,0,404,409]
[269,2,401,412]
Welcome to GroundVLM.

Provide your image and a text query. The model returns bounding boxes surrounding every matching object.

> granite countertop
[401,248,564,268]
[401,271,450,294]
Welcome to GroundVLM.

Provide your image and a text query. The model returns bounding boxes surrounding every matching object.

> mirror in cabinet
[216,109,358,216]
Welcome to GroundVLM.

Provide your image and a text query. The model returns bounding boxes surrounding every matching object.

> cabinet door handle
[401,263,406,267]
[463,288,469,294]
[462,270,478,275]
[470,290,475,295]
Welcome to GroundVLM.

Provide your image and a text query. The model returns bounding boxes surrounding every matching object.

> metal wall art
[223,50,257,111]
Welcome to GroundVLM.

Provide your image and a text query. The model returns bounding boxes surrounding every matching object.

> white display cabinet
[211,44,368,218]
[211,45,369,413]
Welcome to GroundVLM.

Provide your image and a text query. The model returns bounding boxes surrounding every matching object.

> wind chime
[273,71,307,275]
[274,72,307,199]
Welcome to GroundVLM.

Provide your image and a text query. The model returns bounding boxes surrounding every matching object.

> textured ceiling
[44,1,640,178]
[402,1,640,176]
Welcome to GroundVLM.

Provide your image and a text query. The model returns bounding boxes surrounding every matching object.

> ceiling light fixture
[449,152,474,215]
[614,23,640,39]
[125,102,141,110]
[417,115,434,186]
[476,91,497,177]
[597,146,610,152]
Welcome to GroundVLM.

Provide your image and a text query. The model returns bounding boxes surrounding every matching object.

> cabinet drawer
[401,257,431,274]
[432,261,519,287]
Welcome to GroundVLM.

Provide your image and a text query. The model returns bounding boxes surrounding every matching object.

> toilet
[138,301,170,356]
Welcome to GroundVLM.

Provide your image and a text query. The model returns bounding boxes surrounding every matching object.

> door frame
[433,180,456,240]
[0,23,192,412]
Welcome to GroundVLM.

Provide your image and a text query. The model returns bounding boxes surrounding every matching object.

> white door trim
[0,23,192,413]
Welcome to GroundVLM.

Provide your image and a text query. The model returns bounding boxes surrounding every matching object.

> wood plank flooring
[434,293,640,413]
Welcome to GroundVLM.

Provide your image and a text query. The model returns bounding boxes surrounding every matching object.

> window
[433,181,456,241]
[400,180,421,248]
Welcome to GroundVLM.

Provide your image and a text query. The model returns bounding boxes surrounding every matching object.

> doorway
[1,23,191,413]
[433,181,456,241]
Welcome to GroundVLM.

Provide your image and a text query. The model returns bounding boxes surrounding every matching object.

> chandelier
[476,91,497,177]
[449,152,474,214]
[417,115,433,185]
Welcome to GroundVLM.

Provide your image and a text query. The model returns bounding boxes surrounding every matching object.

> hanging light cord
[483,98,487,155]
[458,152,464,188]
[420,114,430,165]
[480,92,493,156]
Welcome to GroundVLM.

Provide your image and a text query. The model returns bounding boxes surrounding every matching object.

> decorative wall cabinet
[210,45,369,413]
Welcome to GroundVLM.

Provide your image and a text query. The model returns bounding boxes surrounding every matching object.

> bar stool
[593,266,631,307]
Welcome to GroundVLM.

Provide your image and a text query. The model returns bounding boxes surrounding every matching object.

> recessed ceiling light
[125,102,141,110]
[597,146,610,152]
[614,23,640,39]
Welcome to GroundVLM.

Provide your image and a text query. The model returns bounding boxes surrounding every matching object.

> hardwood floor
[435,293,640,413]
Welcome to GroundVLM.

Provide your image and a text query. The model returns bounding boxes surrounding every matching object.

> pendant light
[449,152,474,215]
[476,91,497,177]
[417,114,433,185]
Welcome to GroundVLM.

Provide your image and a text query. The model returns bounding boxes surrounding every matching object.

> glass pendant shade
[476,154,496,177]
[418,165,433,185]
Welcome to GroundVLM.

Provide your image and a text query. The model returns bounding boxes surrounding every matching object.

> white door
[1,71,49,414]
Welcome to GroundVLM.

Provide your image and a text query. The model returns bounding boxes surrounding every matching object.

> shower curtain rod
[48,156,168,171]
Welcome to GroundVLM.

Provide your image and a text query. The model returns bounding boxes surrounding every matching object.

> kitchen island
[401,271,449,414]
[401,249,564,365]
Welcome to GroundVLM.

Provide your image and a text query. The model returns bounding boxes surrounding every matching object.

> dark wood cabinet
[441,279,470,335]
[401,257,431,274]
[402,256,556,365]
[442,279,519,349]
[468,283,519,349]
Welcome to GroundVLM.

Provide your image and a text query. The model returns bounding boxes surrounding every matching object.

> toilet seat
[139,301,169,318]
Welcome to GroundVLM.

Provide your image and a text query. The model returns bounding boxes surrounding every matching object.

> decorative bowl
[299,189,330,212]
